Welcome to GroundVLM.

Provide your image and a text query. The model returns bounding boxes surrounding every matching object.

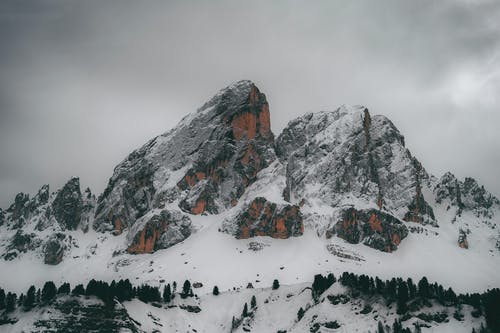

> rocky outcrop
[126,210,191,254]
[224,197,303,239]
[276,106,435,229]
[94,80,276,242]
[403,181,436,225]
[44,233,66,265]
[330,208,408,252]
[52,177,83,230]
[7,192,30,223]
[458,229,469,249]
[434,172,499,219]
[3,230,41,260]
[0,208,4,226]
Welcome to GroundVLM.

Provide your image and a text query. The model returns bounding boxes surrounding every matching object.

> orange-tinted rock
[191,199,206,215]
[127,210,191,254]
[232,112,258,140]
[127,221,166,254]
[113,217,123,235]
[368,213,383,233]
[233,197,303,239]
[258,104,271,138]
[334,208,408,253]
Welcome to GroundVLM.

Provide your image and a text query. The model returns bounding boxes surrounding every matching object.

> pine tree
[5,292,16,312]
[0,288,5,310]
[35,289,41,304]
[57,282,71,295]
[297,307,305,321]
[418,277,430,299]
[41,281,57,303]
[242,303,249,317]
[212,286,219,296]
[272,279,280,290]
[24,285,36,309]
[72,284,85,295]
[181,280,191,299]
[17,293,24,307]
[396,281,409,314]
[251,295,257,309]
[163,284,172,303]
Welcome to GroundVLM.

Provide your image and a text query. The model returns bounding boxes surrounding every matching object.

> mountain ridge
[0,80,499,298]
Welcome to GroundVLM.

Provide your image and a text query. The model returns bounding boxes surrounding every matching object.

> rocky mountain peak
[93,80,278,253]
[52,177,83,231]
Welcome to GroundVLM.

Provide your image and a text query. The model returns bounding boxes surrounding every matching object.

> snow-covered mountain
[0,80,499,332]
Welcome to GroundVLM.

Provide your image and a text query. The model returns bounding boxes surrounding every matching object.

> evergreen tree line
[0,278,203,313]
[338,272,500,333]
[0,273,498,332]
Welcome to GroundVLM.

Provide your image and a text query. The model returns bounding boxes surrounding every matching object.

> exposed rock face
[435,172,499,219]
[224,197,303,239]
[7,192,30,223]
[94,80,276,250]
[52,177,83,230]
[403,181,436,225]
[276,106,435,226]
[331,208,408,252]
[4,230,40,258]
[458,229,469,249]
[126,210,192,254]
[0,180,96,264]
[44,233,66,265]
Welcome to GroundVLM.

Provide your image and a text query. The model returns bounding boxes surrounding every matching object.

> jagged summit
[93,80,277,252]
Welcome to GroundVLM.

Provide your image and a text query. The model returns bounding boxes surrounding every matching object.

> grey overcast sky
[1,0,499,208]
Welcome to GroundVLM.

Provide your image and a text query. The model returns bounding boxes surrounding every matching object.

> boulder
[126,210,191,254]
[332,208,408,252]
[225,197,303,239]
[44,233,66,265]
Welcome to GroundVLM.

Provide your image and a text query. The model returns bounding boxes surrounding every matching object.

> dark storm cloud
[1,0,499,207]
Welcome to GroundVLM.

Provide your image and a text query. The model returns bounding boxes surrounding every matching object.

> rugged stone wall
[331,208,408,253]
[52,177,83,230]
[229,197,303,239]
[126,210,191,254]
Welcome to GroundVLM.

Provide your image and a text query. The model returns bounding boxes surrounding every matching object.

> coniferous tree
[24,286,36,309]
[163,284,172,303]
[297,307,305,321]
[5,292,16,312]
[72,284,85,296]
[407,278,416,299]
[418,277,430,299]
[242,302,248,317]
[35,289,41,304]
[17,293,24,307]
[181,280,192,299]
[251,295,257,309]
[272,279,280,290]
[483,288,500,332]
[396,281,409,314]
[57,282,71,295]
[115,279,133,301]
[0,288,5,310]
[41,281,57,303]
[212,286,219,296]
